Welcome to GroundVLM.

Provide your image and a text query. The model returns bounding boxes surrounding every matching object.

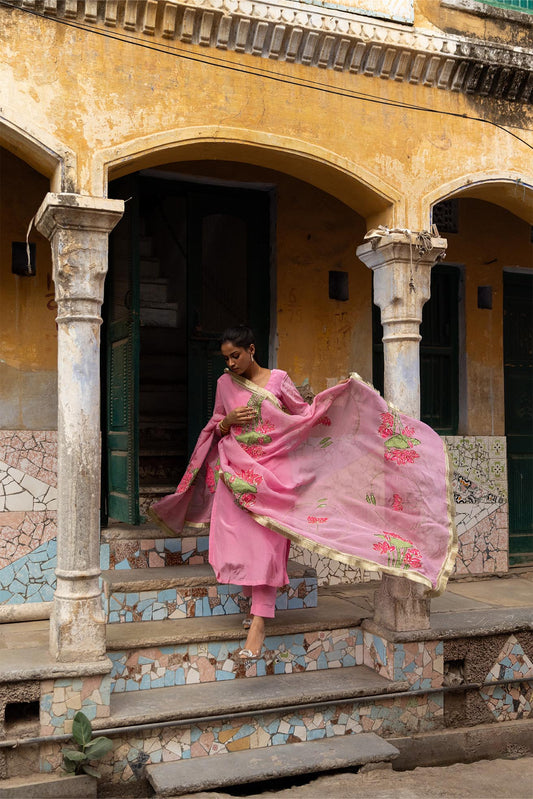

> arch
[0,112,76,193]
[92,126,402,226]
[422,171,533,227]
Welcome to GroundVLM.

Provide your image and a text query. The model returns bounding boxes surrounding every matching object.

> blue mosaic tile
[307,728,326,740]
[100,544,110,570]
[215,669,235,681]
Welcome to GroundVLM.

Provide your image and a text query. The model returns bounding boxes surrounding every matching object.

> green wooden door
[187,186,272,451]
[504,271,533,565]
[419,266,460,435]
[105,177,141,524]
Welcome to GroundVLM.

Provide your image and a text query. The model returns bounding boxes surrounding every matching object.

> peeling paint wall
[0,148,57,429]
[446,198,533,436]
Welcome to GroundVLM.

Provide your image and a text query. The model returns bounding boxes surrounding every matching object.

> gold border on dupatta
[147,505,210,535]
[226,370,282,409]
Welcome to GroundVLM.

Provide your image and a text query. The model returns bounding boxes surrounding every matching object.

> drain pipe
[0,675,529,750]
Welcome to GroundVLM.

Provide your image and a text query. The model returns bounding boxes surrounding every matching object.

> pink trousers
[242,584,277,618]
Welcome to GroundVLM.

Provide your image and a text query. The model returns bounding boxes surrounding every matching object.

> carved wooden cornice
[7,0,533,103]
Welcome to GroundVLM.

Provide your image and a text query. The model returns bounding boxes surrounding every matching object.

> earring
[251,354,254,362]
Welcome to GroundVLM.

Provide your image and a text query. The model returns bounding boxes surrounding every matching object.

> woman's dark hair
[220,325,256,349]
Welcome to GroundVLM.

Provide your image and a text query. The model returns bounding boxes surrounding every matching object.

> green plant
[61,710,113,778]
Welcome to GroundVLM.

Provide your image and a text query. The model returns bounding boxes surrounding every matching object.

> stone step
[105,664,405,728]
[0,773,96,799]
[140,280,170,304]
[103,520,190,541]
[145,732,400,795]
[105,595,363,691]
[140,305,179,327]
[101,561,318,624]
[139,354,187,384]
[140,446,187,457]
[140,256,161,278]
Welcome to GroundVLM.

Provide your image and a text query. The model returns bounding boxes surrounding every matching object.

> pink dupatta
[150,371,456,595]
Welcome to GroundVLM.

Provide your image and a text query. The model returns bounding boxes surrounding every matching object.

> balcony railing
[477,0,533,12]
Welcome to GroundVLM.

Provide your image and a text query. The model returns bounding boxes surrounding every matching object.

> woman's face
[221,341,254,375]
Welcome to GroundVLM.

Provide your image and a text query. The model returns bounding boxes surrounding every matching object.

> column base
[50,595,107,663]
[373,574,431,633]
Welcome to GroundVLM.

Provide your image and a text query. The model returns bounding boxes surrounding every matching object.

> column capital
[35,193,124,308]
[356,230,447,271]
[35,192,124,239]
[357,230,447,317]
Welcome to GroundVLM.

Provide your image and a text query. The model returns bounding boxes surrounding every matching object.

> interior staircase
[138,230,187,496]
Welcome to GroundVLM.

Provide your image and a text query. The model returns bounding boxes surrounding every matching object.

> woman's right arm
[213,380,255,435]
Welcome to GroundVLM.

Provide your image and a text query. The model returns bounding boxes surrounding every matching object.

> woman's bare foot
[238,615,265,660]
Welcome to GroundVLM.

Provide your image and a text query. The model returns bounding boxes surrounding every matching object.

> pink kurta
[150,369,457,595]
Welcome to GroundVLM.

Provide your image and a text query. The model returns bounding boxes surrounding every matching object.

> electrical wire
[1,0,532,152]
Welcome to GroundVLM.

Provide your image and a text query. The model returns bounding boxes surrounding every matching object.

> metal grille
[432,200,459,234]
[477,0,533,11]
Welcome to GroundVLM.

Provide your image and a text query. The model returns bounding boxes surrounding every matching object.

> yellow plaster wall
[1,5,532,421]
[0,148,57,428]
[0,8,531,231]
[0,149,56,371]
[447,198,533,435]
[416,0,533,48]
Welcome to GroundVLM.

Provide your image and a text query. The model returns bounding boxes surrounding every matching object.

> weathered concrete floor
[177,757,533,798]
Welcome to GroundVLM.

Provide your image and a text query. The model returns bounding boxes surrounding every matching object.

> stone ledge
[0,773,96,799]
[363,604,533,643]
[0,601,52,624]
[442,0,533,27]
[0,647,112,683]
[390,717,533,770]
[5,0,532,103]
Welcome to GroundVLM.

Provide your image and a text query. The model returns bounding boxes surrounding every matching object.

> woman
[150,326,456,661]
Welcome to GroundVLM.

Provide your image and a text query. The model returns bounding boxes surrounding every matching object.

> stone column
[357,230,447,632]
[35,193,123,662]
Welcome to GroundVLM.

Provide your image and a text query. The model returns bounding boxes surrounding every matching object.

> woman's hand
[223,406,256,428]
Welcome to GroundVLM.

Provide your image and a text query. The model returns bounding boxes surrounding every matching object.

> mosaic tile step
[107,624,361,691]
[105,665,407,728]
[105,532,209,570]
[102,562,317,624]
[105,593,367,648]
[47,688,440,783]
[146,733,399,794]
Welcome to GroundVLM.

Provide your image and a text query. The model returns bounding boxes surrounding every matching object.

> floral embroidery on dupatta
[222,467,263,509]
[176,466,199,494]
[373,531,423,570]
[378,409,421,464]
[234,396,275,458]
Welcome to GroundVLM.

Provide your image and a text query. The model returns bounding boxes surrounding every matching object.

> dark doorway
[504,271,533,566]
[103,172,274,524]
